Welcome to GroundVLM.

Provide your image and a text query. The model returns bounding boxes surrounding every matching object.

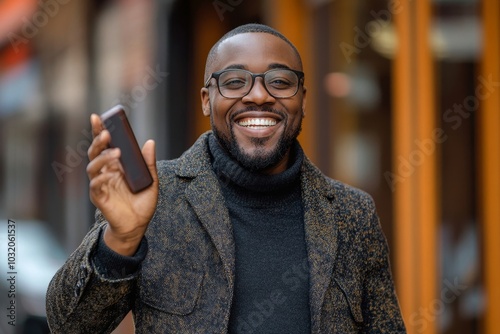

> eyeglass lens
[218,69,299,98]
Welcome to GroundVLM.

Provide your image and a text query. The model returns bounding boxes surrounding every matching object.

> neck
[208,133,303,193]
[260,152,290,175]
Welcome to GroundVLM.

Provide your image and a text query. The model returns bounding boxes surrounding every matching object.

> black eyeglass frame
[204,68,305,99]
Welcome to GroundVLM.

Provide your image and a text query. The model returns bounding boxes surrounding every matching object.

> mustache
[230,105,286,120]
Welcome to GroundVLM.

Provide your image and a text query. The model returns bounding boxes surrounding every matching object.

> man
[46,23,406,333]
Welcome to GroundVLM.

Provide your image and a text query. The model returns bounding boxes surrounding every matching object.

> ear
[201,87,211,117]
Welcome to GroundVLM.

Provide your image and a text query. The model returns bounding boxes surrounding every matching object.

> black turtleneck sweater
[208,135,311,334]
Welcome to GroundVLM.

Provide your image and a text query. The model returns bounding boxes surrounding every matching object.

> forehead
[211,32,301,72]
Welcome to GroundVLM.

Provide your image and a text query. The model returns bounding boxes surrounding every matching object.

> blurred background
[0,0,499,333]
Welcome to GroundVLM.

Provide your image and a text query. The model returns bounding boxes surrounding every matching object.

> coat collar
[175,132,340,332]
[300,158,339,332]
[174,131,337,200]
[175,131,215,178]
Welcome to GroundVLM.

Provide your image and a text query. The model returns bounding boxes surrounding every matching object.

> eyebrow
[223,64,246,70]
[221,63,293,71]
[268,63,292,70]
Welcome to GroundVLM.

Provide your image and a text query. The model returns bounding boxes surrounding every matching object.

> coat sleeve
[45,210,145,334]
[361,207,407,333]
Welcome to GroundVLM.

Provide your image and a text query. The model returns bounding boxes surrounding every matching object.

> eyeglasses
[204,68,304,99]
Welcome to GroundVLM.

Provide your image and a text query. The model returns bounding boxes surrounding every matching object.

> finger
[90,114,105,138]
[88,129,112,161]
[86,148,121,180]
[142,140,158,183]
[101,156,125,175]
[88,170,122,200]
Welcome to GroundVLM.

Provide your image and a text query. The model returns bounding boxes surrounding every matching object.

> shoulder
[330,178,375,212]
[156,131,213,180]
[301,156,375,211]
[156,158,180,178]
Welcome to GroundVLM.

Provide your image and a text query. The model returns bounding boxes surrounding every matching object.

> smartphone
[100,105,153,193]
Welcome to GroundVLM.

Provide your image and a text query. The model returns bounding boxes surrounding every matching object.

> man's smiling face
[201,32,306,174]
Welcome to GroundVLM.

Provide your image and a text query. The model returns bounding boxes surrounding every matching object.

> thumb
[142,139,157,182]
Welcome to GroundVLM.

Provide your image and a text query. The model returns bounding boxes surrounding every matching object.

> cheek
[284,102,304,124]
[210,98,234,127]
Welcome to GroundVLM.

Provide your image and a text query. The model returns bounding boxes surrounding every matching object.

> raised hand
[86,114,158,256]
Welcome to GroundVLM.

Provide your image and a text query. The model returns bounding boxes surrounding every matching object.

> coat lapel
[301,159,339,332]
[175,132,235,292]
[184,173,235,291]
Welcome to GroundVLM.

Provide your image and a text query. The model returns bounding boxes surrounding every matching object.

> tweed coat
[46,132,406,333]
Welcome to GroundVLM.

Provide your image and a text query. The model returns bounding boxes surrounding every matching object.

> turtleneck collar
[208,133,304,194]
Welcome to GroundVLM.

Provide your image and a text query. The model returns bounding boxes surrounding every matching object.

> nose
[241,77,275,105]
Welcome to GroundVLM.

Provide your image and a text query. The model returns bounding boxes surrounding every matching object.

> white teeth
[238,118,277,127]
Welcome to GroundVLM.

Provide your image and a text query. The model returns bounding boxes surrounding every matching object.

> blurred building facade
[0,0,498,333]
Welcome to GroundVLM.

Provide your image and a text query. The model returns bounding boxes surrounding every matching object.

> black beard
[211,109,302,172]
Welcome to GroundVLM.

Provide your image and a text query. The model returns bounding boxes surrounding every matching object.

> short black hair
[204,23,303,83]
